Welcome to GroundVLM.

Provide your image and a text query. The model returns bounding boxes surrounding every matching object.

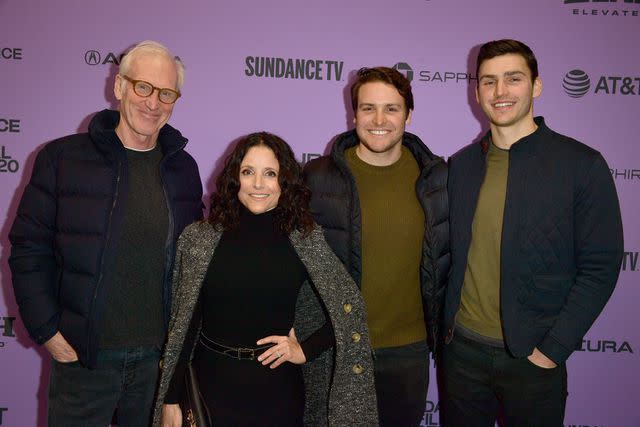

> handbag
[181,363,211,427]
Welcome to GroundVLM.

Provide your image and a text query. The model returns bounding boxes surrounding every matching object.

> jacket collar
[480,116,549,155]
[88,109,188,159]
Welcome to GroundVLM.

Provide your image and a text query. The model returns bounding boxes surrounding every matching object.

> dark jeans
[441,333,567,427]
[48,346,161,427]
[373,340,429,427]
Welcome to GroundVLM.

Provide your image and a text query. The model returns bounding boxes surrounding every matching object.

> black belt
[199,332,273,360]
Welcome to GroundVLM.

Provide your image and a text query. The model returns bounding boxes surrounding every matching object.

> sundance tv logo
[244,56,344,81]
[563,69,640,97]
[393,62,476,85]
[565,0,640,17]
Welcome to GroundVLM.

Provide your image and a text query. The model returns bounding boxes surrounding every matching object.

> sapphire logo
[84,50,101,65]
[394,62,476,86]
[563,70,590,98]
[393,62,414,82]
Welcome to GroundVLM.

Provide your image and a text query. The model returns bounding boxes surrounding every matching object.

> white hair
[118,40,185,91]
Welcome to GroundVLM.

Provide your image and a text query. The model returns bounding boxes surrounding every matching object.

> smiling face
[476,53,542,136]
[354,81,412,166]
[114,53,178,149]
[238,145,281,214]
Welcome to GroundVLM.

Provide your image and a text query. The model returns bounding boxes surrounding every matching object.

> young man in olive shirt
[304,67,449,426]
[443,39,623,426]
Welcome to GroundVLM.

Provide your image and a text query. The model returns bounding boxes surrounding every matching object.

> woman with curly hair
[153,132,378,426]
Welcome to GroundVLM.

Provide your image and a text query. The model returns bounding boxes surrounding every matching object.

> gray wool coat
[153,221,379,426]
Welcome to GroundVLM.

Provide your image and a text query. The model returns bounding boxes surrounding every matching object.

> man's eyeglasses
[121,75,181,104]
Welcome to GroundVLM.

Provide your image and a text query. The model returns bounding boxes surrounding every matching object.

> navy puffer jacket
[9,109,203,367]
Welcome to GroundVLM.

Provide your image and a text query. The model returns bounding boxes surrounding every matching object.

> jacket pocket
[527,274,573,313]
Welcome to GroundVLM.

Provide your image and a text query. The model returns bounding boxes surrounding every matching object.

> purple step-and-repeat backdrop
[1,0,638,426]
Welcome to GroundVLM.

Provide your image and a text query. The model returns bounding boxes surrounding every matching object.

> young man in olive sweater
[442,39,623,426]
[304,67,449,426]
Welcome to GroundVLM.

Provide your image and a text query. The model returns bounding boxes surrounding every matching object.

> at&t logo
[563,70,590,98]
[563,69,640,97]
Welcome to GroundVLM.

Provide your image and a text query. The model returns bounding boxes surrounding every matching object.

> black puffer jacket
[303,130,450,353]
[9,109,203,367]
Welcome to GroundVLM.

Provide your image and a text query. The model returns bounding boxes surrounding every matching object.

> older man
[9,40,203,426]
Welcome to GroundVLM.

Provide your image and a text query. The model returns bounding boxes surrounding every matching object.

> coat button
[352,364,364,375]
[343,303,352,314]
[351,332,361,343]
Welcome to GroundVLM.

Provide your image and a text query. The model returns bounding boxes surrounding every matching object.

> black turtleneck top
[166,207,333,415]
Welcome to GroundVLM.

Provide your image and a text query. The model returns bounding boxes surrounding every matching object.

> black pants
[373,340,429,427]
[47,346,161,427]
[441,333,567,427]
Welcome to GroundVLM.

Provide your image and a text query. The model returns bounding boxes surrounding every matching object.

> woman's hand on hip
[257,328,306,368]
[161,403,182,427]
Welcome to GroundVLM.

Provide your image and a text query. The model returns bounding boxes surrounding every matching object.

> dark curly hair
[208,132,314,236]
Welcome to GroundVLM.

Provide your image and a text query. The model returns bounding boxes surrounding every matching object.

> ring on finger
[276,351,282,358]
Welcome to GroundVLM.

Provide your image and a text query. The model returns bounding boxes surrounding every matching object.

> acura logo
[84,50,101,65]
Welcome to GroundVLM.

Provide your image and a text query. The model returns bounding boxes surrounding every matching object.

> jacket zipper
[87,159,122,362]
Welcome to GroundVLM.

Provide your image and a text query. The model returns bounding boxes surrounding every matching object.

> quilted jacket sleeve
[9,145,61,344]
[537,153,624,364]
